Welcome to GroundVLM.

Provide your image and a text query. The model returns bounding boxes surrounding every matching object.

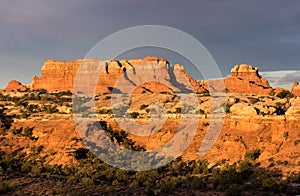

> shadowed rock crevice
[168,65,193,93]
[122,67,137,87]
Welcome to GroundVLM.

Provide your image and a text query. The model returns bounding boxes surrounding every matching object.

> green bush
[245,149,261,161]
[130,112,139,119]
[294,140,300,146]
[10,127,21,135]
[202,122,209,127]
[0,178,9,194]
[103,96,111,100]
[21,161,32,173]
[23,127,33,137]
[175,107,181,113]
[140,104,149,110]
[277,90,294,99]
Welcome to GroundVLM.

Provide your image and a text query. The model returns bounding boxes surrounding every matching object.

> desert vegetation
[0,139,300,195]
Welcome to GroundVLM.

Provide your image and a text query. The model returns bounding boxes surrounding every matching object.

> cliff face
[31,59,82,92]
[30,58,274,95]
[31,57,205,94]
[224,64,272,95]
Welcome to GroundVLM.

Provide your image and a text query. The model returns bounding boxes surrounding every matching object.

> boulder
[229,102,258,116]
[286,97,300,115]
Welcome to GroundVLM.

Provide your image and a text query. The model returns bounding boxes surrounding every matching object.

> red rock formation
[31,59,82,92]
[31,57,202,94]
[31,59,273,95]
[224,64,272,95]
[3,80,27,92]
[291,81,300,96]
[173,64,208,93]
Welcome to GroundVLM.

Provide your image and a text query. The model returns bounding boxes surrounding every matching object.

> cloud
[260,70,300,89]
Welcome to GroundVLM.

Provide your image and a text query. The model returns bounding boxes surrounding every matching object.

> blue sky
[0,0,300,88]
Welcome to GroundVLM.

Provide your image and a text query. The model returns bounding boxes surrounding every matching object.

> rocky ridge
[4,57,299,96]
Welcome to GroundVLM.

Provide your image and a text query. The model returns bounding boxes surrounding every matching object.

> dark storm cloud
[0,0,300,87]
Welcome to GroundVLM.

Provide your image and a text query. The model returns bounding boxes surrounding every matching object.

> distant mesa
[1,57,299,96]
[29,56,202,94]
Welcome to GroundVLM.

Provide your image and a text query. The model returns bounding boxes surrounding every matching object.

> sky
[0,0,300,88]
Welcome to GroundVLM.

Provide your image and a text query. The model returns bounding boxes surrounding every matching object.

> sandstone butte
[1,56,298,96]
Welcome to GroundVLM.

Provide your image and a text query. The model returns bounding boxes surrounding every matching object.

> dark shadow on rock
[167,64,193,93]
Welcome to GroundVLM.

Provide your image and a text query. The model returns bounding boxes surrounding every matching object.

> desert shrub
[197,90,210,96]
[0,178,9,194]
[103,96,111,100]
[224,187,242,196]
[0,93,7,101]
[21,161,32,173]
[37,89,47,94]
[26,104,39,113]
[245,149,261,161]
[75,148,89,160]
[202,122,209,127]
[195,109,205,114]
[259,111,267,116]
[129,112,139,119]
[277,90,294,99]
[140,104,149,110]
[42,105,58,114]
[294,140,300,146]
[159,91,172,95]
[98,109,112,114]
[283,131,289,139]
[29,164,41,177]
[175,107,181,113]
[276,160,288,166]
[81,176,94,186]
[23,127,33,137]
[10,126,22,135]
[191,176,207,190]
